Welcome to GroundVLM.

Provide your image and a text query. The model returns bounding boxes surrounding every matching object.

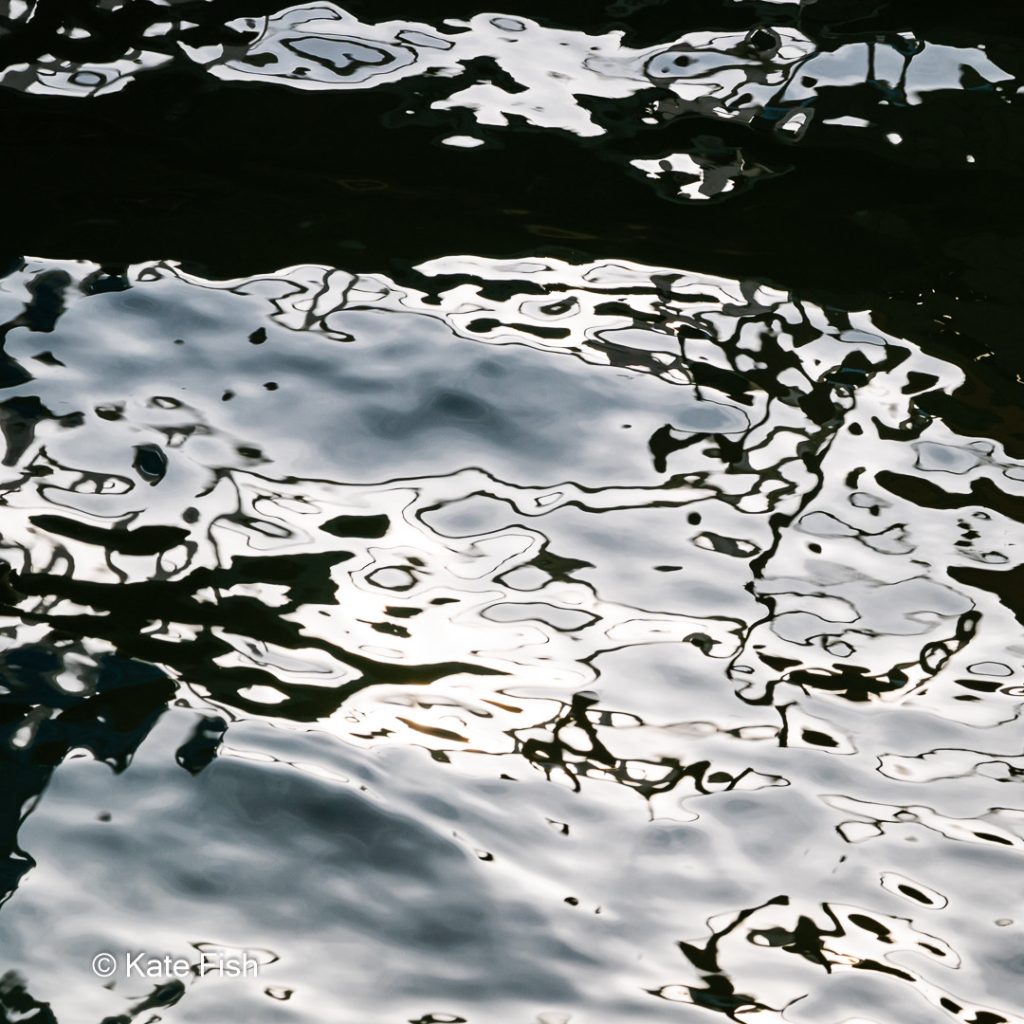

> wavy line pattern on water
[0,253,1022,1022]
[0,0,1016,209]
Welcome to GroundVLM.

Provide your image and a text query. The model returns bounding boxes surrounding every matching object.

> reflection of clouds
[1,252,1024,1021]
[210,8,1010,149]
[0,4,1012,203]
[2,252,1023,738]
[0,246,1022,956]
[207,11,817,135]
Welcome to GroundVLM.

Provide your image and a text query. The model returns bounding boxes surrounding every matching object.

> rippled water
[0,2,1022,1022]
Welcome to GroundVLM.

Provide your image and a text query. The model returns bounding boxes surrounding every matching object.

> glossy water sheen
[0,2,1022,1023]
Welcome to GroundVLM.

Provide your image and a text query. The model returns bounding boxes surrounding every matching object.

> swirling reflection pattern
[0,253,1023,1021]
[0,2,1014,202]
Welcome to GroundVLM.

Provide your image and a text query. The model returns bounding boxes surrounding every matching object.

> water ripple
[0,251,1022,1021]
[0,1,1015,208]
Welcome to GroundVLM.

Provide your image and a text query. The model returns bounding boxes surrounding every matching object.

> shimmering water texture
[0,0,1016,206]
[1,254,1023,1022]
[0,0,1022,1020]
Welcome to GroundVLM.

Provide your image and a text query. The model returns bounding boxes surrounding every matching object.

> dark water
[0,1,1023,1021]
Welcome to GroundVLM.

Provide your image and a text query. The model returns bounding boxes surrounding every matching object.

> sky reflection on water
[0,252,1022,1022]
[0,0,1022,1021]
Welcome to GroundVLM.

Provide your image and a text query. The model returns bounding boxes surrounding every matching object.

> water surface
[0,2,1022,1022]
